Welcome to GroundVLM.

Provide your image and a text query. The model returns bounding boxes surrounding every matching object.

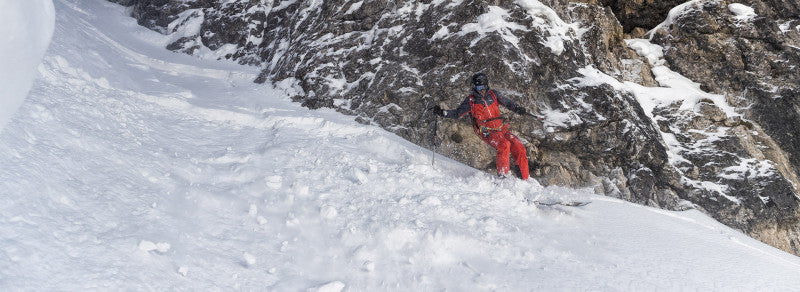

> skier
[432,72,531,180]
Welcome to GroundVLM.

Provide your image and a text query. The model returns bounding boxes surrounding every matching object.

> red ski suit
[443,89,529,179]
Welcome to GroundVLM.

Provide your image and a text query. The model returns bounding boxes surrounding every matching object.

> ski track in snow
[2,0,800,290]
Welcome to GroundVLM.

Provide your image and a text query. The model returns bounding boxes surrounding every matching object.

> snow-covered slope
[2,1,800,290]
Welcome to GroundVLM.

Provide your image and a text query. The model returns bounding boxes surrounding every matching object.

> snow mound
[728,3,757,21]
[0,0,55,133]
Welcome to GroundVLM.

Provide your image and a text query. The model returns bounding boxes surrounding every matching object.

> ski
[530,200,591,207]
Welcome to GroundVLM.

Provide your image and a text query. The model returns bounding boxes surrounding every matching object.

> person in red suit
[433,73,531,180]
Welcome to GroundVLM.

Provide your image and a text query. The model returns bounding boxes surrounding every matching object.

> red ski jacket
[443,88,525,135]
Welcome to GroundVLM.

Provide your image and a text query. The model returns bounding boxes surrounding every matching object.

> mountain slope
[113,0,800,256]
[2,1,800,290]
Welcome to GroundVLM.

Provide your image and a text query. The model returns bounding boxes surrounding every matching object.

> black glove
[513,107,528,115]
[431,105,446,117]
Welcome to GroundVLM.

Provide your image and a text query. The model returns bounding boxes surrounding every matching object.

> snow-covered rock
[597,0,686,36]
[649,0,800,255]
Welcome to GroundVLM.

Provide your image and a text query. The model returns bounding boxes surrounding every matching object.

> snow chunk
[266,175,283,189]
[779,21,794,33]
[362,261,375,272]
[728,3,756,21]
[138,240,171,253]
[248,203,258,217]
[308,281,346,292]
[421,196,442,206]
[626,39,664,66]
[320,205,338,219]
[351,168,368,184]
[243,252,256,267]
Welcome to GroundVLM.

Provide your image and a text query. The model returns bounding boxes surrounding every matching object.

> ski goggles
[475,85,488,91]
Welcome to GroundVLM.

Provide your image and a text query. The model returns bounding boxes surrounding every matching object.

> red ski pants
[481,130,529,180]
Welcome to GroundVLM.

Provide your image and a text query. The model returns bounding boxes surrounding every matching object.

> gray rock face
[598,0,686,35]
[112,0,800,256]
[649,0,800,254]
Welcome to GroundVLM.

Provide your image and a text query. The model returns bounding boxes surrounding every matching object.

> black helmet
[472,73,489,90]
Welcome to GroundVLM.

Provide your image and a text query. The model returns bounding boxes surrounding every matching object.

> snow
[720,158,777,180]
[0,0,55,133]
[728,3,757,21]
[344,1,362,15]
[456,0,584,55]
[515,0,583,55]
[273,0,299,12]
[432,26,450,40]
[624,38,739,118]
[459,6,525,47]
[626,38,665,66]
[139,240,172,253]
[779,21,794,33]
[651,0,703,35]
[571,38,758,211]
[2,0,800,290]
[167,9,204,36]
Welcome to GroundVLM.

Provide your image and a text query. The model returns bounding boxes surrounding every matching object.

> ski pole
[431,114,438,167]
[422,100,438,167]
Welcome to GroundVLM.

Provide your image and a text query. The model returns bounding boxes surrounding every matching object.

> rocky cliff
[646,0,800,253]
[111,0,800,255]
